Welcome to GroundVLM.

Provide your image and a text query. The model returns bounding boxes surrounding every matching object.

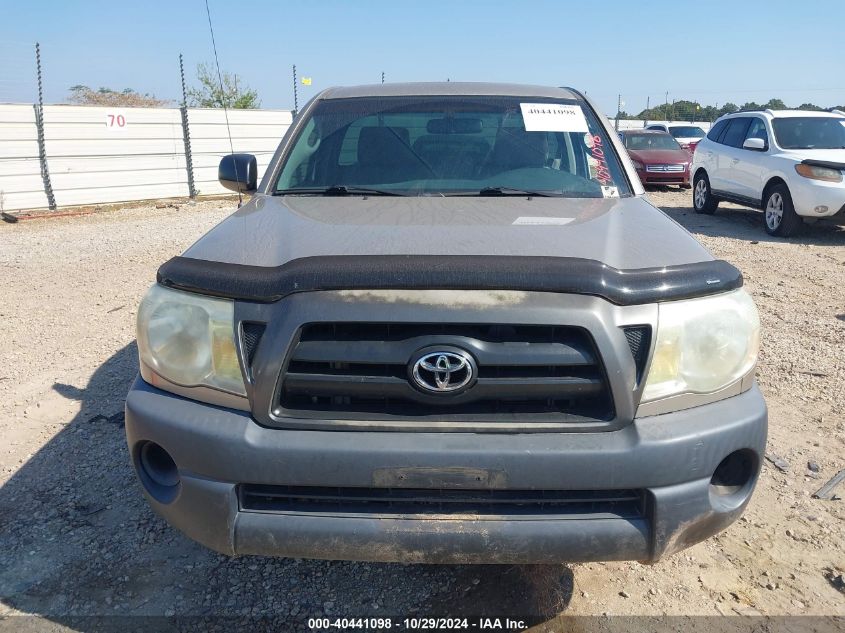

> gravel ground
[0,191,844,631]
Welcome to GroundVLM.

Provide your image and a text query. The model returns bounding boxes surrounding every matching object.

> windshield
[668,126,705,139]
[771,117,845,150]
[274,95,631,197]
[624,134,681,151]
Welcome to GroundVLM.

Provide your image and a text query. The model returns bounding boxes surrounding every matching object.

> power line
[203,0,241,206]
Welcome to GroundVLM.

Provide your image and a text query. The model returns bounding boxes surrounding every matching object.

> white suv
[691,110,845,236]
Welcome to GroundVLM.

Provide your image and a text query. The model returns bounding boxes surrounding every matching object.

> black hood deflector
[157,255,742,306]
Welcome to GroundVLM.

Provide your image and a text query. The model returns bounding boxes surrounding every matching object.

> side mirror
[742,138,766,151]
[218,154,257,193]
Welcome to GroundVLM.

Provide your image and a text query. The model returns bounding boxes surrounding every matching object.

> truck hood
[182,194,713,271]
[627,148,691,165]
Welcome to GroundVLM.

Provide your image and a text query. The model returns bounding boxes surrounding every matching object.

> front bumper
[636,168,690,187]
[125,376,767,564]
[789,175,845,218]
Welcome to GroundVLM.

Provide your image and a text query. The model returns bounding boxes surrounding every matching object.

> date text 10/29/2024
[308,617,529,630]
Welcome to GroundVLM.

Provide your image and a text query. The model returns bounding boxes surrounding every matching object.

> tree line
[67,63,260,109]
[618,98,845,122]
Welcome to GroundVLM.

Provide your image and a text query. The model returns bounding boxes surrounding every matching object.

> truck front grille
[274,322,615,427]
[239,484,644,520]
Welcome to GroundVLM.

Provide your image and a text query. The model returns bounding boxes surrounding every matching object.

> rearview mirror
[218,154,258,193]
[742,138,766,151]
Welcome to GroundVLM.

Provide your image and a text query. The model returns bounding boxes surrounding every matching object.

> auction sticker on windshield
[520,103,589,132]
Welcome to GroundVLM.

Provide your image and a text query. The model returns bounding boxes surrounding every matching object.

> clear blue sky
[1,0,844,115]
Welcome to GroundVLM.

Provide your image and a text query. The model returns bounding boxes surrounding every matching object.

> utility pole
[615,94,621,131]
[381,71,385,84]
[644,96,650,127]
[292,64,298,115]
[664,91,669,122]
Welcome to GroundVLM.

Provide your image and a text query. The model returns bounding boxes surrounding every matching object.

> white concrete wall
[0,104,292,211]
[186,108,292,196]
[0,105,49,211]
[43,105,188,207]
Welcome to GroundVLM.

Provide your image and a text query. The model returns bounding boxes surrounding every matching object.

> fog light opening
[137,441,180,503]
[709,449,756,508]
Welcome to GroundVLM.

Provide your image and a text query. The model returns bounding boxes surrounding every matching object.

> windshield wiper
[275,185,404,196]
[478,186,556,197]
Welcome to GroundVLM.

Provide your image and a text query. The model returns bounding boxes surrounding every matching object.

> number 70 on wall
[105,112,127,131]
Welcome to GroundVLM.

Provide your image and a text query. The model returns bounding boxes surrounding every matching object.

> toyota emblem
[410,350,476,394]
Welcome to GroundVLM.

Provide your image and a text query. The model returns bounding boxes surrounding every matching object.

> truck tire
[763,184,802,237]
[693,173,718,214]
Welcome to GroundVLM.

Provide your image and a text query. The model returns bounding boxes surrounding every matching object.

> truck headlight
[641,289,760,402]
[137,284,246,396]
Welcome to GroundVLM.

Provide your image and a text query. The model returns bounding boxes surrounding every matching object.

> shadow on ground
[0,344,573,630]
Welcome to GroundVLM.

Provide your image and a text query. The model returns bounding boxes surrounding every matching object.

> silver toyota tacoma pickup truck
[126,83,766,564]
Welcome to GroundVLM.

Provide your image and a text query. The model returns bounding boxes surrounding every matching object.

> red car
[619,129,692,188]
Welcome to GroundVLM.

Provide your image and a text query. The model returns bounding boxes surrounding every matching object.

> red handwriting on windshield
[589,134,612,185]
